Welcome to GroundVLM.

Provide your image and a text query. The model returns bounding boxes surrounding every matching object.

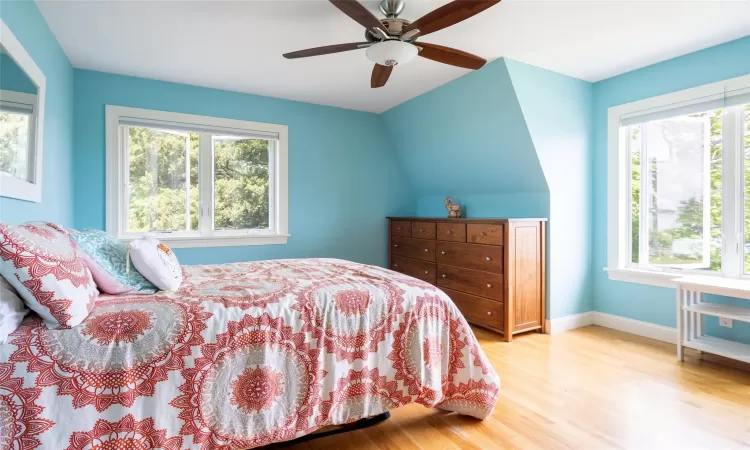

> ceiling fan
[283,0,500,88]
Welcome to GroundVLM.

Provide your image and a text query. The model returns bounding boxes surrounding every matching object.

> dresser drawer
[411,221,436,240]
[467,224,503,245]
[437,264,503,300]
[392,237,436,262]
[442,288,504,331]
[391,256,436,284]
[391,220,411,237]
[437,242,503,273]
[437,222,466,242]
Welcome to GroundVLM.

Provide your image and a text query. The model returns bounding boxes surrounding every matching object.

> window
[106,106,288,248]
[0,19,47,203]
[608,75,750,286]
[0,91,35,182]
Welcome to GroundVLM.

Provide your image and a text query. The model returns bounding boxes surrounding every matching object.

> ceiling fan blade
[403,0,501,38]
[283,42,371,59]
[329,0,388,34]
[417,42,486,70]
[371,64,393,88]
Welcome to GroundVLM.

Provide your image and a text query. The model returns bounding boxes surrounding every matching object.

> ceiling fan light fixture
[366,40,418,66]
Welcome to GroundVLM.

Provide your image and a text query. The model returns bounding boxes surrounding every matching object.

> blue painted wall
[592,36,750,343]
[381,58,595,320]
[0,0,74,226]
[0,53,37,94]
[380,58,549,220]
[73,69,414,266]
[506,59,594,318]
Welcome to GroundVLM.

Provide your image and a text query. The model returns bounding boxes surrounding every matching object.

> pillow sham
[0,222,98,328]
[0,275,28,343]
[129,237,183,291]
[71,229,156,294]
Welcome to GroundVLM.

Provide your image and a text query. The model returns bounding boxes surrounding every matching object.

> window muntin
[107,106,288,247]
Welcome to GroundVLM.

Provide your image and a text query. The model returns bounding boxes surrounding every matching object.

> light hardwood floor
[279,325,750,450]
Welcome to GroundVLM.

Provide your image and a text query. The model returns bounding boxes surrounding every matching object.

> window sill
[605,267,680,288]
[119,234,290,249]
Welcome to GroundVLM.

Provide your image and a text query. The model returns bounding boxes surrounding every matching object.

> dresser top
[387,217,547,223]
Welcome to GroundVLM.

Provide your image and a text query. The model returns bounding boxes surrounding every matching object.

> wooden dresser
[387,217,546,342]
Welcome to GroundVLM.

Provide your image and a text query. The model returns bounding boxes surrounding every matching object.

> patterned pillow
[70,229,156,294]
[0,222,98,328]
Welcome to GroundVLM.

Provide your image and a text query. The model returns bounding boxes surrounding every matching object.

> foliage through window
[625,103,750,275]
[107,106,288,247]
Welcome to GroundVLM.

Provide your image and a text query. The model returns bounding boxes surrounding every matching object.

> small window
[0,95,34,182]
[608,74,750,284]
[106,106,288,248]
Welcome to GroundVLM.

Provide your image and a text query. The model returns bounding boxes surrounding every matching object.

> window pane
[630,126,641,264]
[0,111,30,181]
[213,137,270,230]
[630,110,722,269]
[126,127,199,232]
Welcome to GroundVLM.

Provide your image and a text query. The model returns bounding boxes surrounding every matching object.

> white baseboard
[591,312,677,344]
[547,311,677,344]
[546,312,594,335]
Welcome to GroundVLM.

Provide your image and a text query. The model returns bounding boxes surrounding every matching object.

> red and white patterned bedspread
[0,258,500,449]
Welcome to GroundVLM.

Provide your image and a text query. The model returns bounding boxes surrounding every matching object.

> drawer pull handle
[424,248,429,252]
[419,228,424,232]
[487,311,492,316]
[394,244,399,248]
[441,274,447,278]
[446,230,452,234]
[485,256,491,261]
[397,227,401,230]
[424,270,429,274]
[486,283,492,288]
[480,232,486,237]
[393,264,399,267]
[441,251,446,255]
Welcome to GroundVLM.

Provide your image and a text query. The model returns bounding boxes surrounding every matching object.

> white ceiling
[36,0,750,113]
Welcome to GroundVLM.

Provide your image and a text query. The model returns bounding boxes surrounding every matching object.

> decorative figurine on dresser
[387,217,547,342]
[445,196,462,218]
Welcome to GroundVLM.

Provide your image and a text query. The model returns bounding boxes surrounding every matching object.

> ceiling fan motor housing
[379,0,405,18]
[365,18,413,42]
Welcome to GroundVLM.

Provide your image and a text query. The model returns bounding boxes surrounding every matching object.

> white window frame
[106,105,289,248]
[0,19,46,203]
[607,74,750,287]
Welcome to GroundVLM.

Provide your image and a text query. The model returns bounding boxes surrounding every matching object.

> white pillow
[1,275,29,343]
[129,237,183,291]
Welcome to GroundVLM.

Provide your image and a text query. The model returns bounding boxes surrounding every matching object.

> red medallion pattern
[81,310,154,346]
[388,293,467,405]
[181,277,298,310]
[9,297,210,412]
[172,313,324,449]
[66,414,182,450]
[0,258,500,449]
[437,378,500,419]
[320,368,411,425]
[294,280,405,363]
[229,366,285,414]
[0,362,54,450]
[19,277,74,327]
[0,223,97,327]
[0,223,92,288]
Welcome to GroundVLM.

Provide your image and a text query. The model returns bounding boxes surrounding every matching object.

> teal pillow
[71,229,156,294]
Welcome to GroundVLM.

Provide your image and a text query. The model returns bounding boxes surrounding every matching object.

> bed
[0,258,500,449]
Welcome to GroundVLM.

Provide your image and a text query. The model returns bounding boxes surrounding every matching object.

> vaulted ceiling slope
[380,58,547,199]
[35,0,750,113]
